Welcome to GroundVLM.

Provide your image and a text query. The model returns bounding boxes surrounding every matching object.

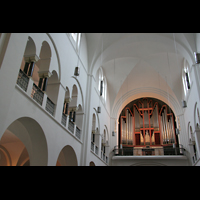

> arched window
[102,76,107,102]
[182,59,191,96]
[98,68,103,92]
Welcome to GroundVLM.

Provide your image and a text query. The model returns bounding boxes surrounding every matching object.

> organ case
[120,98,177,147]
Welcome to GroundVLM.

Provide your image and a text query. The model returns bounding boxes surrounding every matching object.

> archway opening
[0,117,48,166]
[0,129,29,166]
[56,145,78,166]
[89,161,95,166]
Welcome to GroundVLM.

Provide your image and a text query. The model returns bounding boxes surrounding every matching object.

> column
[24,54,39,77]
[38,71,51,91]
[28,61,35,77]
[23,62,30,74]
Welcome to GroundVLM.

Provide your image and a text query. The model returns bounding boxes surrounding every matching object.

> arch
[46,33,61,82]
[0,145,12,166]
[39,41,51,59]
[93,108,100,133]
[23,36,36,56]
[89,161,95,166]
[76,104,84,134]
[0,117,48,166]
[70,84,78,108]
[104,125,109,142]
[71,76,84,112]
[38,41,52,72]
[112,87,182,119]
[46,70,60,106]
[56,145,78,166]
[65,86,70,99]
[194,102,200,130]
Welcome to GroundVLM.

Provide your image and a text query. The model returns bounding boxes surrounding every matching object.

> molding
[24,54,40,63]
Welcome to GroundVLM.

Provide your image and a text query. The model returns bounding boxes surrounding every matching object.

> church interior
[0,33,200,166]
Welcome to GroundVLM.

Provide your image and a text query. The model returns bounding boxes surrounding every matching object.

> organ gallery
[119,98,178,149]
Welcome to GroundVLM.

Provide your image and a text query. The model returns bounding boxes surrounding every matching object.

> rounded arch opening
[56,145,78,166]
[24,36,36,56]
[89,161,95,166]
[0,117,48,166]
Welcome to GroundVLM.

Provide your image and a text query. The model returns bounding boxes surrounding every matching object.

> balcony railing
[95,145,99,155]
[91,141,99,155]
[16,69,29,92]
[68,120,74,133]
[113,145,186,156]
[101,151,109,163]
[61,113,67,126]
[75,126,81,139]
[91,141,95,151]
[46,97,55,116]
[31,83,44,106]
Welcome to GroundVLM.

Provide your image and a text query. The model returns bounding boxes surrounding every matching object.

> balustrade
[91,141,94,151]
[114,145,186,156]
[68,120,74,133]
[61,113,67,126]
[46,97,55,116]
[31,83,44,106]
[75,126,81,139]
[16,69,29,92]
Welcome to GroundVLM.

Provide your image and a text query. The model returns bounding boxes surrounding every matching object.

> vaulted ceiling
[85,33,197,117]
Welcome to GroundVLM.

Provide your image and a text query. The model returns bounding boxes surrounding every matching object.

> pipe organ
[119,98,177,147]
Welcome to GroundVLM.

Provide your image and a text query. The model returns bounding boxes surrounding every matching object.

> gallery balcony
[112,145,189,166]
[113,145,186,156]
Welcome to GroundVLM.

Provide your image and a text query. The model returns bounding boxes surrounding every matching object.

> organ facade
[119,98,178,148]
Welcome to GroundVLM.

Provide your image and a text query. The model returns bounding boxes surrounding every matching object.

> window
[102,76,107,102]
[97,67,107,102]
[70,33,81,50]
[182,59,191,96]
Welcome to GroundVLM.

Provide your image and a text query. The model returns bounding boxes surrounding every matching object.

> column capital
[69,106,78,112]
[38,71,52,78]
[64,97,72,103]
[24,54,40,63]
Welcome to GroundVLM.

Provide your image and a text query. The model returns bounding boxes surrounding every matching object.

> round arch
[23,36,36,56]
[0,117,48,166]
[89,161,95,166]
[112,88,182,119]
[56,145,78,166]
[194,102,200,130]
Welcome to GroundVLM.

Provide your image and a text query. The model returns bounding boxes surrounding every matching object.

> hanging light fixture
[74,33,82,76]
[74,66,80,76]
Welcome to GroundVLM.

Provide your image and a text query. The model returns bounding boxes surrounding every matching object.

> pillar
[24,54,39,77]
[38,71,51,92]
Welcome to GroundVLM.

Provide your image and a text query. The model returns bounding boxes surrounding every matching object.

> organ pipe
[120,98,176,147]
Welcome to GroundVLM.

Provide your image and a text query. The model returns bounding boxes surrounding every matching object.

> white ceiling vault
[85,33,197,118]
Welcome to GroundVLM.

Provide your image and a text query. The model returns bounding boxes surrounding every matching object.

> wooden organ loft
[119,98,178,149]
